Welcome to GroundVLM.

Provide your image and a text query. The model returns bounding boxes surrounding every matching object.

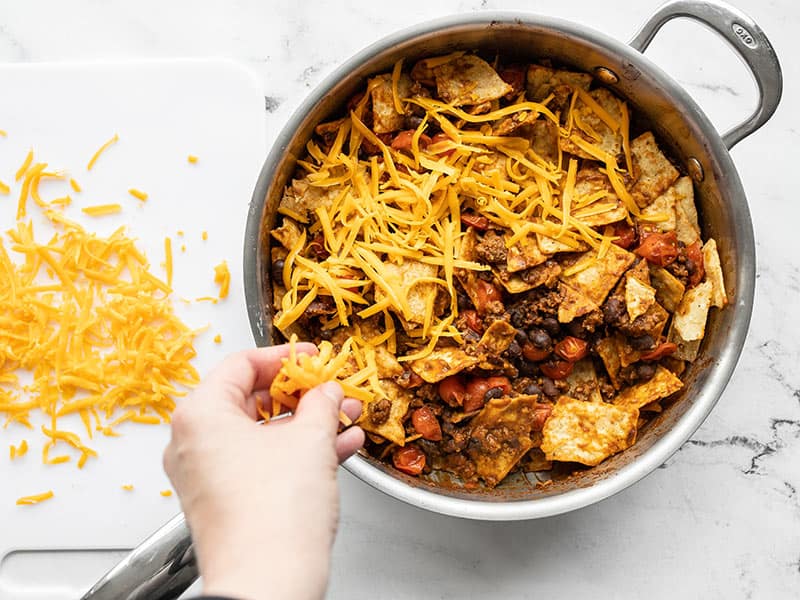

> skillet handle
[80,513,197,600]
[629,0,782,150]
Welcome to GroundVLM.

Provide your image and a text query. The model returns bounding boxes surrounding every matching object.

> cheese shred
[86,134,119,171]
[16,491,54,505]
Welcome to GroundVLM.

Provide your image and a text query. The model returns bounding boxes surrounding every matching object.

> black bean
[484,387,505,401]
[524,383,542,396]
[506,341,522,358]
[541,377,559,397]
[541,317,560,337]
[603,297,625,324]
[518,361,537,377]
[685,258,696,274]
[404,114,424,130]
[636,362,657,381]
[528,328,551,349]
[271,259,285,283]
[457,290,472,310]
[629,334,655,350]
[509,307,525,328]
[564,320,583,337]
[515,328,528,344]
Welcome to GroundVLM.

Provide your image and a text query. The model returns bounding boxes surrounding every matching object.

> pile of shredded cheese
[275,58,641,364]
[1,142,202,481]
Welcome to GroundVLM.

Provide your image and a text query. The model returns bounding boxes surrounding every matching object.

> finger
[335,426,365,463]
[293,381,343,435]
[341,398,362,423]
[196,343,318,416]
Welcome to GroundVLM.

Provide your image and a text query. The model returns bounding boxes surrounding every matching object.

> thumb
[293,381,343,433]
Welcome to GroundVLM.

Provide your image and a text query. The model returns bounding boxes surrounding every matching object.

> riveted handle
[630,0,782,149]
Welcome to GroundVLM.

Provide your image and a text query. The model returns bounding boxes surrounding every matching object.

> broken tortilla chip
[673,280,713,341]
[369,73,412,134]
[702,238,727,308]
[648,265,685,313]
[625,273,656,322]
[467,395,552,487]
[613,366,683,410]
[433,55,511,106]
[358,380,413,446]
[630,132,679,208]
[541,396,639,466]
[559,244,635,307]
[374,259,440,325]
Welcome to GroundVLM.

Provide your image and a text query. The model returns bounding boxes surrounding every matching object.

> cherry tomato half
[635,231,679,267]
[474,280,502,314]
[611,222,637,250]
[438,375,466,407]
[685,240,705,287]
[522,342,551,362]
[390,129,431,152]
[411,406,442,441]
[461,213,490,231]
[640,341,678,362]
[393,446,426,476]
[540,359,574,380]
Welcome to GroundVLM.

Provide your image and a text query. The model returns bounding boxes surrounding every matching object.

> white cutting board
[0,60,267,599]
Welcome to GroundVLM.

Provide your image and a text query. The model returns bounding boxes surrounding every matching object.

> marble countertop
[2,0,798,598]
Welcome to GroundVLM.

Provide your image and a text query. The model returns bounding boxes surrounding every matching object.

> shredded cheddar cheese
[16,491,54,505]
[0,179,9,195]
[201,231,208,241]
[16,149,34,181]
[69,178,82,193]
[187,155,199,164]
[82,203,122,216]
[164,237,173,287]
[269,335,377,425]
[87,134,119,170]
[160,489,173,497]
[9,440,28,460]
[213,334,222,344]
[128,188,148,202]
[122,484,134,491]
[213,261,230,299]
[0,150,201,474]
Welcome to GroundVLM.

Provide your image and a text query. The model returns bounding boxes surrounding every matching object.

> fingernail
[318,381,344,405]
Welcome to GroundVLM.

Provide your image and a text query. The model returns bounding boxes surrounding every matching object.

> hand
[163,344,365,600]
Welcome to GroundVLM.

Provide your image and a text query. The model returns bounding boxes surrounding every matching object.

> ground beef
[507,288,563,329]
[666,249,691,287]
[618,308,665,338]
[369,398,391,425]
[474,230,508,264]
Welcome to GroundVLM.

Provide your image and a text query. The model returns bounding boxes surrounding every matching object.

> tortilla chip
[522,447,553,472]
[409,346,479,383]
[673,177,701,245]
[369,73,412,134]
[625,273,656,322]
[271,217,304,251]
[640,186,677,233]
[506,232,548,273]
[526,64,592,101]
[702,238,727,308]
[559,244,635,307]
[558,282,598,323]
[640,300,670,341]
[573,198,628,228]
[358,380,412,446]
[467,395,552,486]
[566,359,603,403]
[374,259,440,325]
[559,88,623,160]
[648,265,685,313]
[615,333,643,368]
[673,280,713,341]
[541,396,639,466]
[529,119,559,164]
[667,319,702,361]
[433,55,512,106]
[629,132,679,208]
[596,336,623,389]
[494,260,561,293]
[279,177,338,221]
[614,366,683,410]
[475,320,517,355]
[537,232,588,255]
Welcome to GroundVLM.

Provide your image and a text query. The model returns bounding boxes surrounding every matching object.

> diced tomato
[522,342,551,362]
[411,406,442,441]
[461,309,484,334]
[474,280,502,314]
[540,359,573,380]
[438,375,466,407]
[428,132,455,156]
[485,376,512,395]
[554,336,589,362]
[393,446,426,476]
[397,369,424,389]
[685,240,705,287]
[640,341,678,361]
[635,231,679,266]
[460,213,490,231]
[390,129,431,152]
[611,222,637,250]
[532,405,553,430]
[498,65,526,98]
